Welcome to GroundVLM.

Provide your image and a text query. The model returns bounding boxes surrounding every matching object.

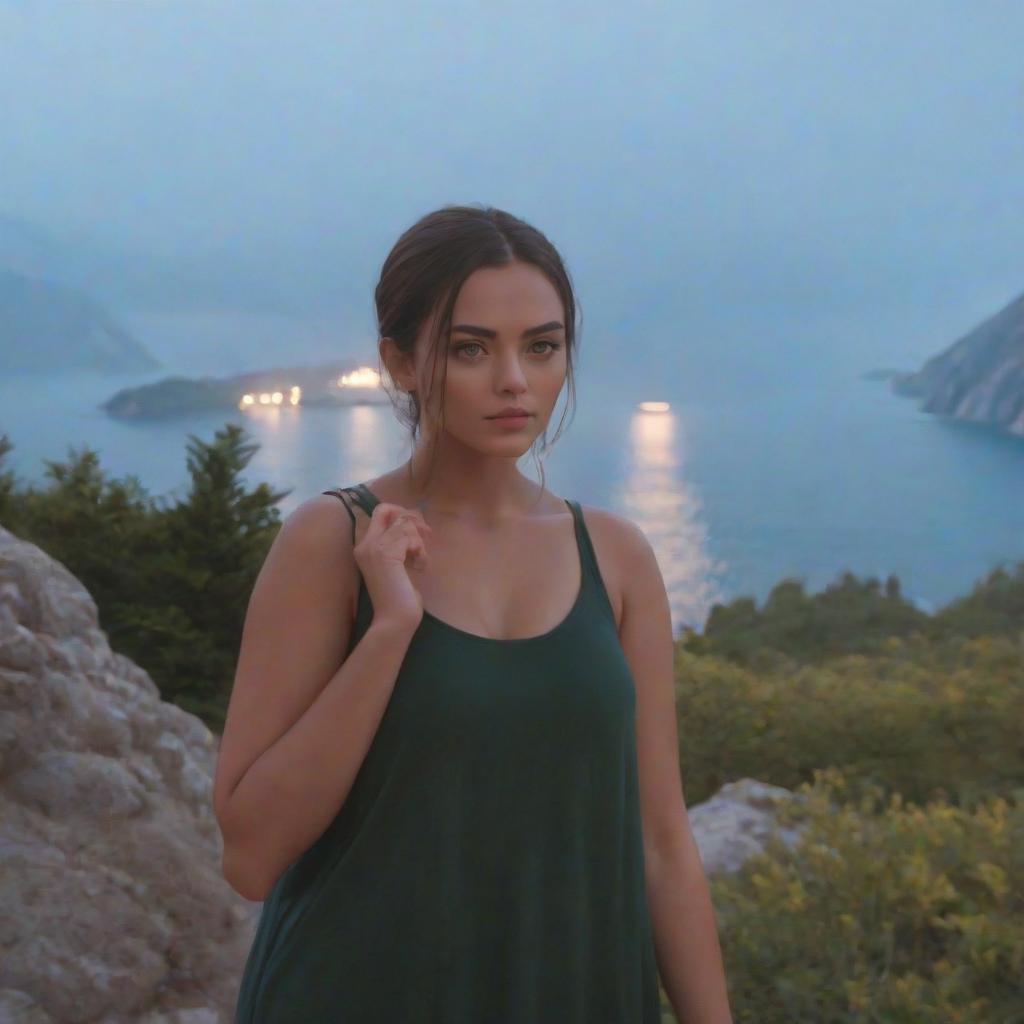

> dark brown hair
[374,204,581,501]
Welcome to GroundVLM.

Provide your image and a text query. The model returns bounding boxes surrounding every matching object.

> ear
[379,336,417,393]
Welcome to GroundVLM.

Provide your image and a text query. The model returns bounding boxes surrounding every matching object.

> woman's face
[414,260,568,453]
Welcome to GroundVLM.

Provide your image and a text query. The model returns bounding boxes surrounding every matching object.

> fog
[2,0,1022,376]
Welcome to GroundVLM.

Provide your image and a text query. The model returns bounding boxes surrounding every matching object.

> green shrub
[713,767,1023,1023]
[673,636,1024,810]
[684,563,1024,667]
[0,423,289,732]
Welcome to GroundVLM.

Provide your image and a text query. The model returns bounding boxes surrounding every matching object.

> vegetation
[0,424,288,728]
[711,769,1022,1023]
[1,424,1021,1021]
[682,564,1024,668]
[670,566,1023,1021]
[673,632,1023,812]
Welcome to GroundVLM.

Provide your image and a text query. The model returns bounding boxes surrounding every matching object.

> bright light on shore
[338,367,381,388]
[238,384,302,411]
[638,401,671,413]
[237,366,379,413]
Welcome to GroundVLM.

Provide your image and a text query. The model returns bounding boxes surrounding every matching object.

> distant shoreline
[100,359,391,422]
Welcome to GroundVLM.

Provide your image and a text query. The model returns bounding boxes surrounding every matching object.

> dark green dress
[233,483,663,1022]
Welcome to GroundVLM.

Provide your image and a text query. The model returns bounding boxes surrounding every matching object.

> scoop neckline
[353,483,586,646]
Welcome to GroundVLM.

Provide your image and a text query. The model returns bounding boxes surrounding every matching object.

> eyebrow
[450,320,565,340]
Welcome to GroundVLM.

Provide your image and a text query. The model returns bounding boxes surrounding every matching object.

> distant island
[0,268,161,375]
[101,360,392,421]
[886,287,1024,439]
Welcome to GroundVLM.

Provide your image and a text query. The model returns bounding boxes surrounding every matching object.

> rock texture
[0,526,254,1023]
[891,287,1024,437]
[686,778,810,875]
[0,524,809,1023]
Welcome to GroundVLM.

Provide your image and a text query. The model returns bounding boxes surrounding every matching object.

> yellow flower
[973,862,1008,900]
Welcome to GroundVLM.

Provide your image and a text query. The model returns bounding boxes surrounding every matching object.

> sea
[3,305,1022,636]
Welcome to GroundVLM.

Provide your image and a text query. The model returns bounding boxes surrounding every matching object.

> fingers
[372,502,433,535]
[391,507,433,534]
[393,513,430,534]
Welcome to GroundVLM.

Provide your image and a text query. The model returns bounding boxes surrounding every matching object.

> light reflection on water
[621,405,727,636]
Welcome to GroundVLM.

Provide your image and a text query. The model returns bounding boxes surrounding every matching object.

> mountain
[890,288,1024,438]
[0,267,162,374]
[0,214,76,281]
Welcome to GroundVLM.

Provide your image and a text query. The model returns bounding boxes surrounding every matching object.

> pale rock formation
[686,778,810,875]
[0,526,254,1024]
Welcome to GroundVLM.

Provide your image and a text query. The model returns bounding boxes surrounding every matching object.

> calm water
[3,307,1022,635]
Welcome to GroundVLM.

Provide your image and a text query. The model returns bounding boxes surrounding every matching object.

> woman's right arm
[212,495,419,902]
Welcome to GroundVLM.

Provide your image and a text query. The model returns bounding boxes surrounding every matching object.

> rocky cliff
[0,526,252,1023]
[891,288,1024,438]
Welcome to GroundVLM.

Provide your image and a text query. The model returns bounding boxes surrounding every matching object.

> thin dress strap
[321,485,373,545]
[350,483,380,513]
[565,498,617,627]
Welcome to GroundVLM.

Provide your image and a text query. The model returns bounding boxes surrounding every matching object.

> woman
[215,205,733,1022]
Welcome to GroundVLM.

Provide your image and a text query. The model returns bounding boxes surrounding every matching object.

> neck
[402,447,543,525]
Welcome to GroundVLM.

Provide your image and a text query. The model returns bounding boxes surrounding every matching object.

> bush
[685,564,1024,668]
[673,636,1024,810]
[714,767,1024,1023]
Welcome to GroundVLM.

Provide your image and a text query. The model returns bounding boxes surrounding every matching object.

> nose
[494,354,529,394]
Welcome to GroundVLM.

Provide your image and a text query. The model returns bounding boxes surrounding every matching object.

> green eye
[450,340,562,358]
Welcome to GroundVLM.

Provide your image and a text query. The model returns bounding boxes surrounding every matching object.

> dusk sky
[2,1,1022,374]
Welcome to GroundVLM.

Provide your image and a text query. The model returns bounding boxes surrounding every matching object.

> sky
[1,0,1022,373]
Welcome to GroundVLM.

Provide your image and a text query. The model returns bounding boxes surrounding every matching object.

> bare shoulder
[290,489,355,525]
[271,493,363,614]
[284,492,359,554]
[212,492,361,822]
[242,491,364,651]
[253,491,368,627]
[573,502,651,632]
[574,501,649,555]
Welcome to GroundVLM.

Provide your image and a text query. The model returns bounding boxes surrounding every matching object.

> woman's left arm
[611,513,734,1024]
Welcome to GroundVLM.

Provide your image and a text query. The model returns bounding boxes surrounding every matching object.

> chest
[353,507,623,641]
